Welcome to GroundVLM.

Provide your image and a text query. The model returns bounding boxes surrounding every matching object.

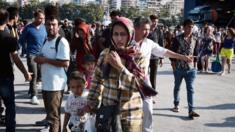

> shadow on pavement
[157,70,173,75]
[14,89,69,101]
[15,105,65,114]
[15,105,45,114]
[152,113,191,121]
[14,83,29,86]
[0,129,41,132]
[197,72,219,75]
[205,117,235,128]
[15,129,41,132]
[153,108,171,111]
[0,123,43,131]
[196,103,235,110]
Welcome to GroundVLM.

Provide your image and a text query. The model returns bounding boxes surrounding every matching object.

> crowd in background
[0,5,234,132]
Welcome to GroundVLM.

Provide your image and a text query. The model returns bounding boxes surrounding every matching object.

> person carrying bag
[211,54,222,73]
[95,91,122,132]
[80,17,144,132]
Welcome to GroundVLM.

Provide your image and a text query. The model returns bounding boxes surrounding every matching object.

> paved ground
[0,56,235,132]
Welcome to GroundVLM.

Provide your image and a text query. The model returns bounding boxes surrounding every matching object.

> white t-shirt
[139,38,167,74]
[64,89,89,126]
[215,31,221,43]
[40,37,70,91]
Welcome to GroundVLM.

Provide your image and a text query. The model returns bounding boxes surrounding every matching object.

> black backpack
[43,36,62,53]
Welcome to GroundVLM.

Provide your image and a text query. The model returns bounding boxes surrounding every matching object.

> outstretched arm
[11,51,32,81]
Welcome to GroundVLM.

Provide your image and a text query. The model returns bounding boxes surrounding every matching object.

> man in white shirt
[34,15,70,132]
[134,16,193,132]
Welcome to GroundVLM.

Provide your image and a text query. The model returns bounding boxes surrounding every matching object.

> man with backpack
[34,15,70,131]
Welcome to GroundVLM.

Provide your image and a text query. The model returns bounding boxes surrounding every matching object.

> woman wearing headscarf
[80,17,146,132]
[70,19,95,72]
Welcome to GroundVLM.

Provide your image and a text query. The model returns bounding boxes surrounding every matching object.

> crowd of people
[0,5,234,132]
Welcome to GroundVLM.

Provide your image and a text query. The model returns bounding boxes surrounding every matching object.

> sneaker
[40,125,50,132]
[188,111,200,119]
[171,106,179,112]
[31,96,40,105]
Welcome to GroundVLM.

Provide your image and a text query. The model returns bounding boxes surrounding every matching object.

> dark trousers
[27,54,40,97]
[42,90,64,132]
[20,43,27,56]
[149,59,159,90]
[0,77,15,132]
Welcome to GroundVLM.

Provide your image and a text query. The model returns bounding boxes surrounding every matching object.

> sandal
[189,111,200,119]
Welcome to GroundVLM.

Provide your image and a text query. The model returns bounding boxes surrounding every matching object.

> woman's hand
[106,51,125,72]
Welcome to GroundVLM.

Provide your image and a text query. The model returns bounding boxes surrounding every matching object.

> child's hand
[78,105,91,116]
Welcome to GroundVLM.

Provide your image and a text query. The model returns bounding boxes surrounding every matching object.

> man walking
[19,9,47,105]
[134,16,193,132]
[170,19,200,119]
[0,9,32,132]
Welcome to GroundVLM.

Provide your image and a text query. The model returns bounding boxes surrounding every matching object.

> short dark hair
[110,10,121,17]
[33,9,44,18]
[183,19,194,27]
[82,54,96,62]
[0,9,9,25]
[45,15,59,24]
[134,16,151,28]
[149,14,159,20]
[69,71,86,84]
[7,7,19,20]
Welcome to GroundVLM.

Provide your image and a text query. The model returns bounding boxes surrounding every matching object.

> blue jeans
[0,77,16,132]
[173,69,196,113]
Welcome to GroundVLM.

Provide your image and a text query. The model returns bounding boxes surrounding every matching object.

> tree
[120,7,141,20]
[78,3,104,23]
[159,7,170,18]
[60,3,79,20]
[0,0,10,9]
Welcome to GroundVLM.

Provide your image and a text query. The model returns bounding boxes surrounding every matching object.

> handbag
[211,54,222,72]
[95,92,122,132]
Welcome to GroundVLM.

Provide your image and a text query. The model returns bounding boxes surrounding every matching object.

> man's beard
[48,32,57,38]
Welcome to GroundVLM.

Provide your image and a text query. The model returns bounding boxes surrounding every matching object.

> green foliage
[120,7,142,20]
[159,8,170,18]
[60,3,80,20]
[78,3,104,23]
[20,2,49,19]
[0,0,10,8]
[1,1,175,25]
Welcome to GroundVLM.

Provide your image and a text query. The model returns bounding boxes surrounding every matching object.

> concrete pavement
[0,57,235,132]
